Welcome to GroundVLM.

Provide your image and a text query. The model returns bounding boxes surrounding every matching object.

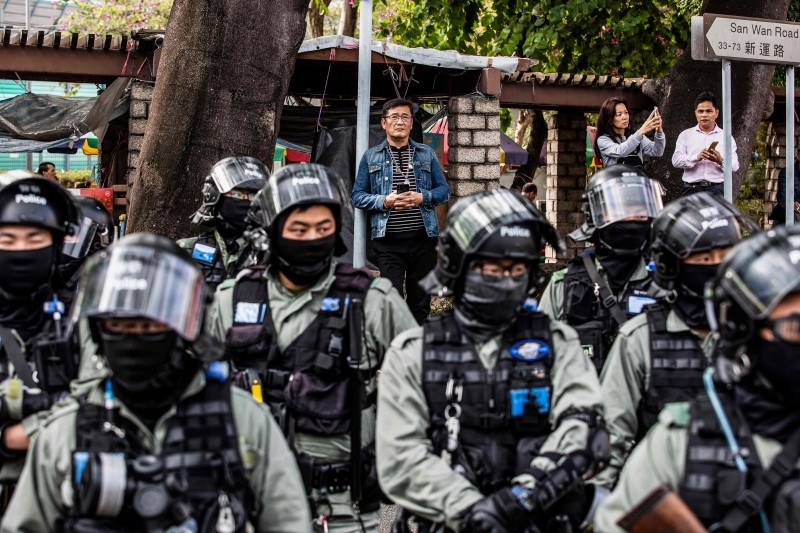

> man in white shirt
[671,91,739,196]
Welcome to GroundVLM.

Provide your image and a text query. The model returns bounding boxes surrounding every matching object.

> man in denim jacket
[352,98,450,323]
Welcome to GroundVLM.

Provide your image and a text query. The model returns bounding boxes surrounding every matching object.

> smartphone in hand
[653,106,659,116]
[396,182,410,194]
[708,141,719,151]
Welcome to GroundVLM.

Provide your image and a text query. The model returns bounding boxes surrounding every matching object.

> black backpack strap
[580,255,627,325]
[716,425,800,533]
[0,326,36,388]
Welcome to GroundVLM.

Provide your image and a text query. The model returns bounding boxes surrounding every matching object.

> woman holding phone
[595,97,666,170]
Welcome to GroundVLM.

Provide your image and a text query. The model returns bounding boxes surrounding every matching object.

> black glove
[462,486,537,533]
[0,390,59,422]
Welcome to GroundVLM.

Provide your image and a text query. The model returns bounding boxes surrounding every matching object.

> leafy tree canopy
[377,0,703,77]
[58,0,172,35]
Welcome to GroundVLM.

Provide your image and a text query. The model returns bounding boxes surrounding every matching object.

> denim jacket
[352,138,450,238]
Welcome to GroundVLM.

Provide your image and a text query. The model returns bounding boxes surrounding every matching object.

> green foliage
[377,0,703,76]
[59,170,94,187]
[58,0,173,35]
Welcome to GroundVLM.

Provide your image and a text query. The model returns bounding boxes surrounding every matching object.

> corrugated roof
[298,35,533,75]
[0,0,74,30]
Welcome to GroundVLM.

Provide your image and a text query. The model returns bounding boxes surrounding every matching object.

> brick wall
[764,121,799,227]
[546,111,588,260]
[128,80,154,172]
[447,96,501,199]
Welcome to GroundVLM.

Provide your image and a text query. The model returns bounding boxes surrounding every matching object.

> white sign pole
[353,0,373,268]
[722,59,733,202]
[787,66,795,226]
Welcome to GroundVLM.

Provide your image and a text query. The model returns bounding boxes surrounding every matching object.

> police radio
[31,295,78,391]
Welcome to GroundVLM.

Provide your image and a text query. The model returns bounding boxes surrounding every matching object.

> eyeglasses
[762,313,800,344]
[384,114,413,123]
[472,261,529,280]
[225,190,255,201]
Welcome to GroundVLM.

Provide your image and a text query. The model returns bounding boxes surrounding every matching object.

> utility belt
[298,455,352,494]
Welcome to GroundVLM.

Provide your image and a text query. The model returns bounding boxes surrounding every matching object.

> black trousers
[372,233,438,324]
[681,181,724,197]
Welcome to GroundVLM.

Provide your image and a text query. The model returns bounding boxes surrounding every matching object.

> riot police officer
[58,195,116,301]
[0,173,79,496]
[538,165,663,373]
[596,224,800,532]
[178,156,269,291]
[205,163,416,532]
[1,233,310,532]
[376,188,608,532]
[594,192,759,489]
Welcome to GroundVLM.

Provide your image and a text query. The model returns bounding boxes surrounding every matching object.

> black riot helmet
[569,165,663,242]
[73,233,207,343]
[424,187,564,296]
[707,225,800,364]
[191,156,270,225]
[0,173,78,244]
[649,192,759,292]
[62,196,115,259]
[246,163,348,254]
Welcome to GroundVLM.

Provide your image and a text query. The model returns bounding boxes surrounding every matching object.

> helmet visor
[210,158,269,194]
[62,217,100,259]
[258,166,346,227]
[718,231,800,320]
[588,175,663,228]
[448,188,538,254]
[73,244,206,341]
[657,199,759,258]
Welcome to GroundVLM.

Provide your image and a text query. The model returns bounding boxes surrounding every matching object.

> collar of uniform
[266,261,337,300]
[666,307,692,333]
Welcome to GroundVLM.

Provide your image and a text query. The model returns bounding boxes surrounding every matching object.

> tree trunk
[127,0,307,238]
[338,0,356,37]
[644,0,789,202]
[308,0,332,39]
[514,109,532,146]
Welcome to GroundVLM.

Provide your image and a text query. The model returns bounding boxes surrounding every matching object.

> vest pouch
[571,320,607,370]
[717,466,748,506]
[772,479,800,533]
[565,277,596,323]
[284,371,351,435]
[450,443,495,495]
[225,324,270,370]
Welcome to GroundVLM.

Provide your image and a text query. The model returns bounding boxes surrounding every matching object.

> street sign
[691,13,800,65]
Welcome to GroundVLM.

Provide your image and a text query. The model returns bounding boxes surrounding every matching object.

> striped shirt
[386,145,425,235]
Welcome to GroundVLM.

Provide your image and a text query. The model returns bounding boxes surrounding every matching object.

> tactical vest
[189,232,228,291]
[421,311,555,495]
[637,303,708,439]
[225,264,381,509]
[0,315,77,397]
[679,392,763,530]
[68,379,257,533]
[562,251,651,372]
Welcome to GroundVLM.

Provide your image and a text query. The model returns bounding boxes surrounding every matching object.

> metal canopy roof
[0,0,74,30]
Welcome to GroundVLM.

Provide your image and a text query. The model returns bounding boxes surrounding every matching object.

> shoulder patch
[661,401,691,428]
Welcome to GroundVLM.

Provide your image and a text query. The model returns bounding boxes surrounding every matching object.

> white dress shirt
[671,124,739,184]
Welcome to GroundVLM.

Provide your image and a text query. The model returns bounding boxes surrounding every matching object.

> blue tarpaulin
[500,132,529,165]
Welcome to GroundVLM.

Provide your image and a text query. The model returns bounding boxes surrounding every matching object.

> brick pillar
[447,96,501,199]
[546,111,587,260]
[128,80,153,172]
[764,121,799,228]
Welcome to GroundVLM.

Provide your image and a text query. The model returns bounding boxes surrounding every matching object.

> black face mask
[99,330,194,418]
[455,271,530,342]
[596,221,651,256]
[217,196,251,233]
[274,234,336,286]
[0,246,55,297]
[673,264,718,328]
[754,336,800,406]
